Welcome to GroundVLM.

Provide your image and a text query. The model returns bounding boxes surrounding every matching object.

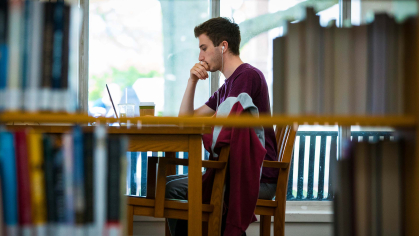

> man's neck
[222,55,244,79]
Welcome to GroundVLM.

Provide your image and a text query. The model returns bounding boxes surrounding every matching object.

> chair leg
[165,219,171,236]
[273,206,285,236]
[260,215,271,236]
[127,205,134,236]
[203,221,209,236]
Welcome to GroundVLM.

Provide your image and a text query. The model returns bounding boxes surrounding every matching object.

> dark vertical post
[297,136,306,200]
[307,135,317,200]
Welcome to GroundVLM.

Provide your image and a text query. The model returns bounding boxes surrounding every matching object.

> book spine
[43,134,54,223]
[6,0,23,111]
[63,133,75,234]
[26,0,44,113]
[21,0,32,111]
[14,130,33,235]
[28,131,48,236]
[73,126,85,229]
[60,4,70,112]
[40,2,54,111]
[53,139,66,229]
[106,136,122,235]
[83,133,94,226]
[51,0,65,112]
[0,131,18,236]
[94,126,107,235]
[119,137,128,236]
[0,0,8,111]
[66,5,80,113]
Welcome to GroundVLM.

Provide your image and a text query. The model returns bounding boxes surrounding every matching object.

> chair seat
[128,196,214,221]
[256,199,278,207]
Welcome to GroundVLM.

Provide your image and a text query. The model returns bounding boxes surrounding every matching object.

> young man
[166,17,278,236]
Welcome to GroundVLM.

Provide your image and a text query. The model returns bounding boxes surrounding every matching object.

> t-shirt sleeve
[205,90,218,111]
[228,70,261,98]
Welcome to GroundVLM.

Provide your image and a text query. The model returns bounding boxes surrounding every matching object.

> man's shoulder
[236,63,264,80]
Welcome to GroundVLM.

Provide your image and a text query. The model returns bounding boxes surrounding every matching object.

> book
[352,24,368,115]
[381,141,402,236]
[6,0,23,111]
[272,35,285,114]
[43,134,55,235]
[53,136,66,235]
[66,5,81,113]
[0,131,18,236]
[63,133,75,235]
[333,26,352,115]
[40,2,54,111]
[321,21,335,115]
[106,136,125,236]
[304,8,321,114]
[28,131,48,236]
[51,0,65,112]
[0,0,8,111]
[94,126,107,235]
[83,132,94,233]
[26,0,44,112]
[21,0,32,111]
[14,130,33,236]
[353,142,371,236]
[285,20,304,114]
[73,126,86,235]
[60,4,70,112]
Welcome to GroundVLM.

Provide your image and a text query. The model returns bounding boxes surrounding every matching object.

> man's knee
[165,178,188,199]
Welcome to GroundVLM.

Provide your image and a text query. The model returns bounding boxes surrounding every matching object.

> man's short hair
[194,17,241,56]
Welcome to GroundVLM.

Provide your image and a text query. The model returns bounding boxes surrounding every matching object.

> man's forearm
[179,79,198,116]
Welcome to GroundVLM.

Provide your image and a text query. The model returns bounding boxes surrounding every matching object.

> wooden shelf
[0,112,416,127]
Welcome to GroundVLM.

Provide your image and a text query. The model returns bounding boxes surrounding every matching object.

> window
[89,0,210,117]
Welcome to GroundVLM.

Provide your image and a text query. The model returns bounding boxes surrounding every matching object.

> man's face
[198,34,222,72]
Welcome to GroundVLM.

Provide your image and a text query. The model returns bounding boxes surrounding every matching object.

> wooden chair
[256,125,298,236]
[127,125,297,236]
[127,146,231,236]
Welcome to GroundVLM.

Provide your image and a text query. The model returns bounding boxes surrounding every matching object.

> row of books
[0,126,128,236]
[273,8,417,115]
[334,140,404,236]
[0,0,81,113]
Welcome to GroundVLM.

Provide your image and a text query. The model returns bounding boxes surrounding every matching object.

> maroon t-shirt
[205,63,278,183]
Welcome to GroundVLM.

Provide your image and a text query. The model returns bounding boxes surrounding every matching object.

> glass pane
[89,0,210,117]
[220,0,339,110]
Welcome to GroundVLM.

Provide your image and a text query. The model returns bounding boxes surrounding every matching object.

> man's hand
[190,61,210,82]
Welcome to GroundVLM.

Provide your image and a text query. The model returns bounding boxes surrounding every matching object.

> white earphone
[222,46,224,53]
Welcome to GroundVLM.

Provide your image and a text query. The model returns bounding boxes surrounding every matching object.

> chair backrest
[274,125,297,163]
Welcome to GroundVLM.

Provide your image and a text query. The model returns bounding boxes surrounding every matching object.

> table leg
[188,135,202,235]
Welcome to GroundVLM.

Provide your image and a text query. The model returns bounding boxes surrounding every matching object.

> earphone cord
[217,46,223,112]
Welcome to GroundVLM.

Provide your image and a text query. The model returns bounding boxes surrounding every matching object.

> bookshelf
[0,112,416,127]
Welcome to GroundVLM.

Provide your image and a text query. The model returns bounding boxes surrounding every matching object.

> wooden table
[8,124,212,236]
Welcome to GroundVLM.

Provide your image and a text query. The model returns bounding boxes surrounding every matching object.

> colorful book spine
[53,140,66,234]
[0,131,18,236]
[14,130,33,236]
[28,131,47,236]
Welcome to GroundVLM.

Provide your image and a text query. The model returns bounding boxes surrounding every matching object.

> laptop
[106,84,119,119]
